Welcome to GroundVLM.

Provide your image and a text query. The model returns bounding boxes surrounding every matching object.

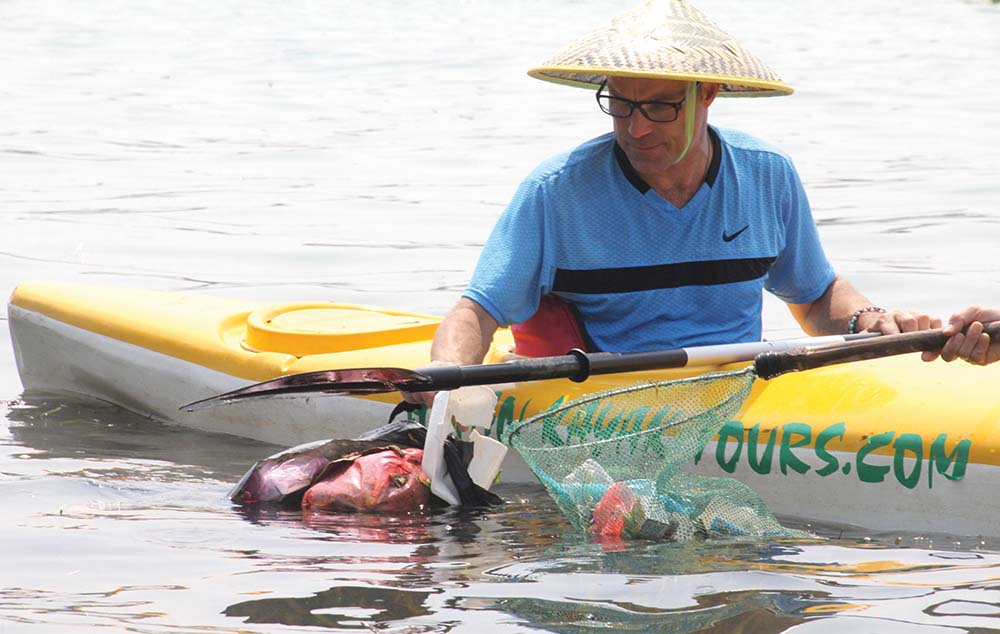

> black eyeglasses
[595,79,690,123]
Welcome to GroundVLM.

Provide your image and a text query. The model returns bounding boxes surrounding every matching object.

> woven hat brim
[528,0,793,98]
[528,66,793,97]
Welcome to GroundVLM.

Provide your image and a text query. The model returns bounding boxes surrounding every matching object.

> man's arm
[429,297,500,365]
[404,298,500,406]
[787,275,939,335]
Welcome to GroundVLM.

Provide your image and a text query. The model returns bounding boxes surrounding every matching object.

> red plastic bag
[302,447,432,512]
[590,482,637,540]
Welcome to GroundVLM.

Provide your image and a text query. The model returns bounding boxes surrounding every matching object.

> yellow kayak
[9,280,1000,537]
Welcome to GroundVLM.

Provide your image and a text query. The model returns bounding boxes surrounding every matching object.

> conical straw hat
[528,0,792,97]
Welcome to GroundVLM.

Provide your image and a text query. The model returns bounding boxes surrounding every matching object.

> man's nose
[627,109,654,137]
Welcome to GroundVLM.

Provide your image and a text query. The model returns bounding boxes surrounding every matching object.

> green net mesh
[506,367,807,542]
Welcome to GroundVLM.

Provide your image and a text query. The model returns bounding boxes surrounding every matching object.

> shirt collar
[613,126,721,194]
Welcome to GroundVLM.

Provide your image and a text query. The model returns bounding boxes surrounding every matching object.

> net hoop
[504,366,755,449]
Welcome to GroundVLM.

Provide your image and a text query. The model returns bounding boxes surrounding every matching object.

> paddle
[182,332,882,411]
[755,321,1000,378]
[181,324,1000,412]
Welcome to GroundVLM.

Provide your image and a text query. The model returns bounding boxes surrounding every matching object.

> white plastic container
[422,386,506,505]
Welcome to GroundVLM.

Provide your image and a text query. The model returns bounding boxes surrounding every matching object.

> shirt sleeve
[463,177,549,327]
[764,160,836,304]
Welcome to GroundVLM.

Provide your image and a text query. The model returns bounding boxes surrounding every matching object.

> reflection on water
[226,586,439,629]
[211,536,1000,633]
[472,542,1000,633]
[4,395,276,479]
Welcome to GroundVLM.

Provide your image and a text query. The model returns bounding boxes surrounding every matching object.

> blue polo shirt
[464,127,835,353]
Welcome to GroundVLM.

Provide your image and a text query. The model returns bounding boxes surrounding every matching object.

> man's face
[606,76,711,178]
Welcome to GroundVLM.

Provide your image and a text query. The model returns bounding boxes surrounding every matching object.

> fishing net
[505,367,806,542]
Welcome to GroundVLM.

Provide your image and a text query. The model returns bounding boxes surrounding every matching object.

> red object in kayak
[302,447,432,512]
[512,294,591,356]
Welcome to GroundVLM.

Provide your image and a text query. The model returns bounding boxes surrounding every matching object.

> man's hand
[922,306,1000,366]
[789,277,941,338]
[401,360,457,408]
[854,309,940,335]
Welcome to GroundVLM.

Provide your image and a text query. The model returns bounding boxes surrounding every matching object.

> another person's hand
[400,360,457,408]
[922,306,1000,365]
[854,309,940,335]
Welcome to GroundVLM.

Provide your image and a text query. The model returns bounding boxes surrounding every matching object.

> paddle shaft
[754,321,1000,380]
[179,333,887,410]
[410,333,878,392]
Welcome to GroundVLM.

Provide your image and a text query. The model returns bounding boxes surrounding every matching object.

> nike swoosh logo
[722,225,749,242]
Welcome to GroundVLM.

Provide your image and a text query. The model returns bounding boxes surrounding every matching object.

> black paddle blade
[180,367,431,412]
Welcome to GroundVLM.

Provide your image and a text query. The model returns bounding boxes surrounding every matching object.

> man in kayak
[414,0,979,401]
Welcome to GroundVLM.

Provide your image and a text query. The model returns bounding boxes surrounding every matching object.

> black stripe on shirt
[553,257,776,294]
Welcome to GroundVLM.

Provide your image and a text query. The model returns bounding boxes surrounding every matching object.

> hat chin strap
[670,82,699,166]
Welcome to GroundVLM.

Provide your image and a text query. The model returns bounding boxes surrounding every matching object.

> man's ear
[702,83,721,107]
